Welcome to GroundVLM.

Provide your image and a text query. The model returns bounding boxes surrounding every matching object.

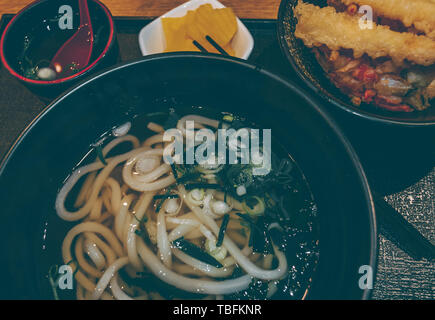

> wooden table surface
[0,0,280,20]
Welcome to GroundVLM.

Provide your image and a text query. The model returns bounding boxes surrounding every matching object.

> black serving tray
[0,15,434,300]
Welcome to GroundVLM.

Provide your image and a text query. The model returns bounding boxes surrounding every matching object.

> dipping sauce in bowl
[0,0,118,98]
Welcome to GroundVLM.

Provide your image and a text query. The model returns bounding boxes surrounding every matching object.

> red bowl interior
[0,0,115,85]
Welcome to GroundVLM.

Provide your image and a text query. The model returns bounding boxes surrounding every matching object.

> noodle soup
[49,109,319,300]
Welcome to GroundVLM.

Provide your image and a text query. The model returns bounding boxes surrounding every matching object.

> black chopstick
[192,36,230,56]
[192,40,208,53]
[205,35,229,56]
[375,196,435,262]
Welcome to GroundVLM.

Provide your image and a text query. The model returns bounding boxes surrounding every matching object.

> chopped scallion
[242,196,265,216]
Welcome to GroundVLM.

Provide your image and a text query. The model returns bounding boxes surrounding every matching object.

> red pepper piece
[363,89,376,102]
[352,64,368,80]
[376,95,402,105]
[352,64,378,82]
[363,68,378,82]
[375,103,414,113]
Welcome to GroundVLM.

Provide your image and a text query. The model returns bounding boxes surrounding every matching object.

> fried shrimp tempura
[294,2,435,66]
[340,0,435,39]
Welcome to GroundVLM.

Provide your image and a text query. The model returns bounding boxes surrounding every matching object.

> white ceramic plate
[138,0,254,60]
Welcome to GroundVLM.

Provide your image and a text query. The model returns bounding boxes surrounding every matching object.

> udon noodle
[54,113,318,300]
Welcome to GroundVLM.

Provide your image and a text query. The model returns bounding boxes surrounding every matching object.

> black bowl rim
[276,0,435,127]
[0,52,378,300]
[0,0,116,85]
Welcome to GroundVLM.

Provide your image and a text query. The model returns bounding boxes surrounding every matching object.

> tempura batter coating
[341,0,435,39]
[294,2,435,66]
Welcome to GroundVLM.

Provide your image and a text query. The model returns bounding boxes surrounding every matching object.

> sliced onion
[186,189,205,206]
[210,200,232,216]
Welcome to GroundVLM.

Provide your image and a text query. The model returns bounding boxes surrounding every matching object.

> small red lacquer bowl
[1,0,118,99]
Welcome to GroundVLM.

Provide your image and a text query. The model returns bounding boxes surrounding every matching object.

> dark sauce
[13,1,110,80]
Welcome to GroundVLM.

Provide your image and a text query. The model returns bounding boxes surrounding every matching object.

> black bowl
[277,0,435,126]
[0,53,377,299]
[0,0,118,98]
